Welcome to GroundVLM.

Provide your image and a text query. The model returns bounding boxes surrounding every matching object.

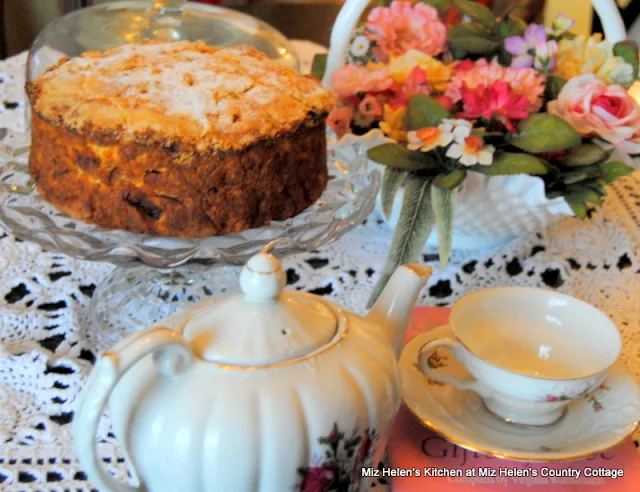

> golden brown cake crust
[29,113,328,237]
[26,41,334,237]
[27,41,334,152]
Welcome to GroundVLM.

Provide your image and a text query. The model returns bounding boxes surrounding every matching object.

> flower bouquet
[312,0,638,304]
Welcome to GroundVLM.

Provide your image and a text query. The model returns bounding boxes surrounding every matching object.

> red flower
[299,465,338,492]
[389,66,430,109]
[458,81,530,132]
[434,95,455,112]
[455,59,476,72]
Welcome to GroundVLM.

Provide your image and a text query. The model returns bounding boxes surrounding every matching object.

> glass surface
[26,0,300,85]
[0,129,379,344]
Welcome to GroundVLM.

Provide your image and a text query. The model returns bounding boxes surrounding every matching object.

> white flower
[442,118,472,131]
[350,35,370,57]
[446,133,495,166]
[609,61,635,87]
[407,123,454,152]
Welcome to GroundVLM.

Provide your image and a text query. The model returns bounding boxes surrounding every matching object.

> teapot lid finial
[239,253,286,302]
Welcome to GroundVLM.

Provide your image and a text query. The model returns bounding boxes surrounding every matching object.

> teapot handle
[322,0,627,88]
[73,327,194,492]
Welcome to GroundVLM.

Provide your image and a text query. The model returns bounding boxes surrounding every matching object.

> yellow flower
[387,49,453,92]
[366,61,387,72]
[553,34,634,87]
[379,104,407,142]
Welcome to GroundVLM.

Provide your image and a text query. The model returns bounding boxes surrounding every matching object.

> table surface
[0,42,638,491]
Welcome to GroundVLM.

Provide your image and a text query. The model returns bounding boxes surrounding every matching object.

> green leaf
[562,144,607,167]
[406,95,450,130]
[496,16,526,38]
[432,186,455,268]
[375,0,393,5]
[565,195,589,219]
[544,76,567,102]
[367,176,435,308]
[568,185,603,207]
[586,180,608,196]
[600,161,635,184]
[453,0,497,29]
[381,168,408,220]
[419,0,447,13]
[475,152,549,175]
[510,114,581,153]
[368,144,435,171]
[310,54,327,81]
[613,41,639,83]
[448,23,501,54]
[562,172,591,185]
[433,170,467,189]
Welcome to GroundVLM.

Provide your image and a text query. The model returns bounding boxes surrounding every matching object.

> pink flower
[505,24,558,71]
[389,66,430,108]
[458,81,530,132]
[331,64,393,98]
[365,2,447,62]
[548,73,640,154]
[327,106,354,138]
[446,58,545,113]
[545,395,558,402]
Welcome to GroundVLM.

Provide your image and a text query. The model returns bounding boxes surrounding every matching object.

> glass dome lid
[26,0,300,84]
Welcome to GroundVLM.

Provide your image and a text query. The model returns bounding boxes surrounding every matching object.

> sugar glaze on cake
[27,41,334,237]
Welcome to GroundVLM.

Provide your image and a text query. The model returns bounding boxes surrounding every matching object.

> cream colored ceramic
[402,327,640,461]
[73,252,433,492]
[417,287,622,427]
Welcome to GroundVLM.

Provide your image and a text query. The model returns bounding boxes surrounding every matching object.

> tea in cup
[418,287,622,427]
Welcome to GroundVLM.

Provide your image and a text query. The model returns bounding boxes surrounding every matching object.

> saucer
[399,326,640,462]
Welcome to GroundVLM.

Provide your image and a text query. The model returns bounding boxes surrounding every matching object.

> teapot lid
[181,253,338,366]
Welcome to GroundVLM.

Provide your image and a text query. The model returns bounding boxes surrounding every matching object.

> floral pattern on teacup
[542,394,572,402]
[586,383,610,412]
[540,381,610,410]
[415,349,449,386]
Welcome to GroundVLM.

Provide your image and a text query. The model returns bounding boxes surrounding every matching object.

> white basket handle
[322,0,627,89]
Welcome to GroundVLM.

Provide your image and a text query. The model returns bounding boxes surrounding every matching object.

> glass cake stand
[0,129,379,345]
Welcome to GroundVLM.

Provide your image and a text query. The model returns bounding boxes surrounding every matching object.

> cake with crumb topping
[26,41,334,237]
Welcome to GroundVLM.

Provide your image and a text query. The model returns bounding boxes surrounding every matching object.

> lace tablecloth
[0,48,638,491]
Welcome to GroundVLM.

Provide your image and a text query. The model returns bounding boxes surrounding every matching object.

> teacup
[418,287,622,427]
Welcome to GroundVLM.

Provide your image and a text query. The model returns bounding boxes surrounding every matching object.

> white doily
[0,45,638,491]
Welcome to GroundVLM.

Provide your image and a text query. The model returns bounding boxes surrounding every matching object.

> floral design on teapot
[296,422,379,492]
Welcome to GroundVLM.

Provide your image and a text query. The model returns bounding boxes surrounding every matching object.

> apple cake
[26,41,334,237]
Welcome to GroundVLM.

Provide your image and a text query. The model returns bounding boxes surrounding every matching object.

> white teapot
[74,253,432,492]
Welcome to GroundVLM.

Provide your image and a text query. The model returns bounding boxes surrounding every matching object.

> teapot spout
[365,264,433,359]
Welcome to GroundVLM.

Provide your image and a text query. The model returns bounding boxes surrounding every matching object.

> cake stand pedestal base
[86,265,241,347]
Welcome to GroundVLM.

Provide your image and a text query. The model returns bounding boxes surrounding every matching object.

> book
[386,307,640,491]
